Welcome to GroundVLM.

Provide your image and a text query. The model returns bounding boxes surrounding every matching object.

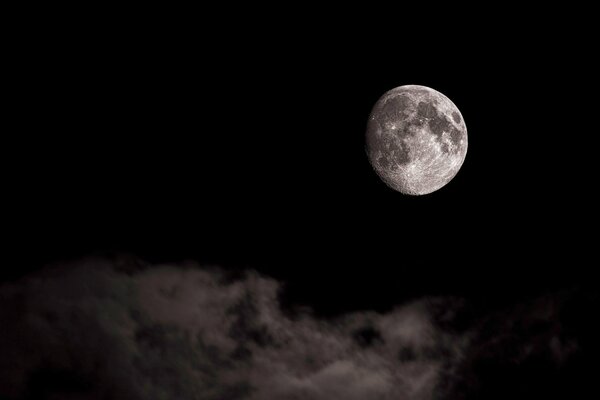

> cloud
[0,257,592,399]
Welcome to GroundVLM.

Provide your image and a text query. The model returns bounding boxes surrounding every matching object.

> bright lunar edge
[366,85,468,195]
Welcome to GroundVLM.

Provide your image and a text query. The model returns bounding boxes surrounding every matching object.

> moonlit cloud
[0,257,589,399]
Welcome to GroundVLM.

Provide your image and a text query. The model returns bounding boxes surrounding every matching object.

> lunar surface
[366,85,468,195]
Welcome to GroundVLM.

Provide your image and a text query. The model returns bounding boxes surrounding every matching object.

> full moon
[366,85,468,195]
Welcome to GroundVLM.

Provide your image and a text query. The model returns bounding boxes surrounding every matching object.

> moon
[366,85,468,195]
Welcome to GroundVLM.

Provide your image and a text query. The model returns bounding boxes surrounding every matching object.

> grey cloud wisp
[0,258,589,399]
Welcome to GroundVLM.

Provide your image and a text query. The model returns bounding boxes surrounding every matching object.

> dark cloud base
[0,258,597,400]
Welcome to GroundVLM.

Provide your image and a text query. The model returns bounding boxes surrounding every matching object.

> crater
[452,111,461,123]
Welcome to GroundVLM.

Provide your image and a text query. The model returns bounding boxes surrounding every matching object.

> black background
[5,8,598,314]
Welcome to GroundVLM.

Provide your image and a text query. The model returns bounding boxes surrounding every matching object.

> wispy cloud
[0,258,589,399]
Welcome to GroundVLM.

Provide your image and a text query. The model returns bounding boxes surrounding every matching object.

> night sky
[3,8,599,399]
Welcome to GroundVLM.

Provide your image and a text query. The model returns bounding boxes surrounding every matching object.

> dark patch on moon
[417,101,437,118]
[429,112,453,137]
[367,125,411,169]
[374,139,410,169]
[441,142,449,153]
[381,96,411,122]
[450,128,463,146]
[452,111,461,123]
[410,116,426,128]
[372,142,409,170]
